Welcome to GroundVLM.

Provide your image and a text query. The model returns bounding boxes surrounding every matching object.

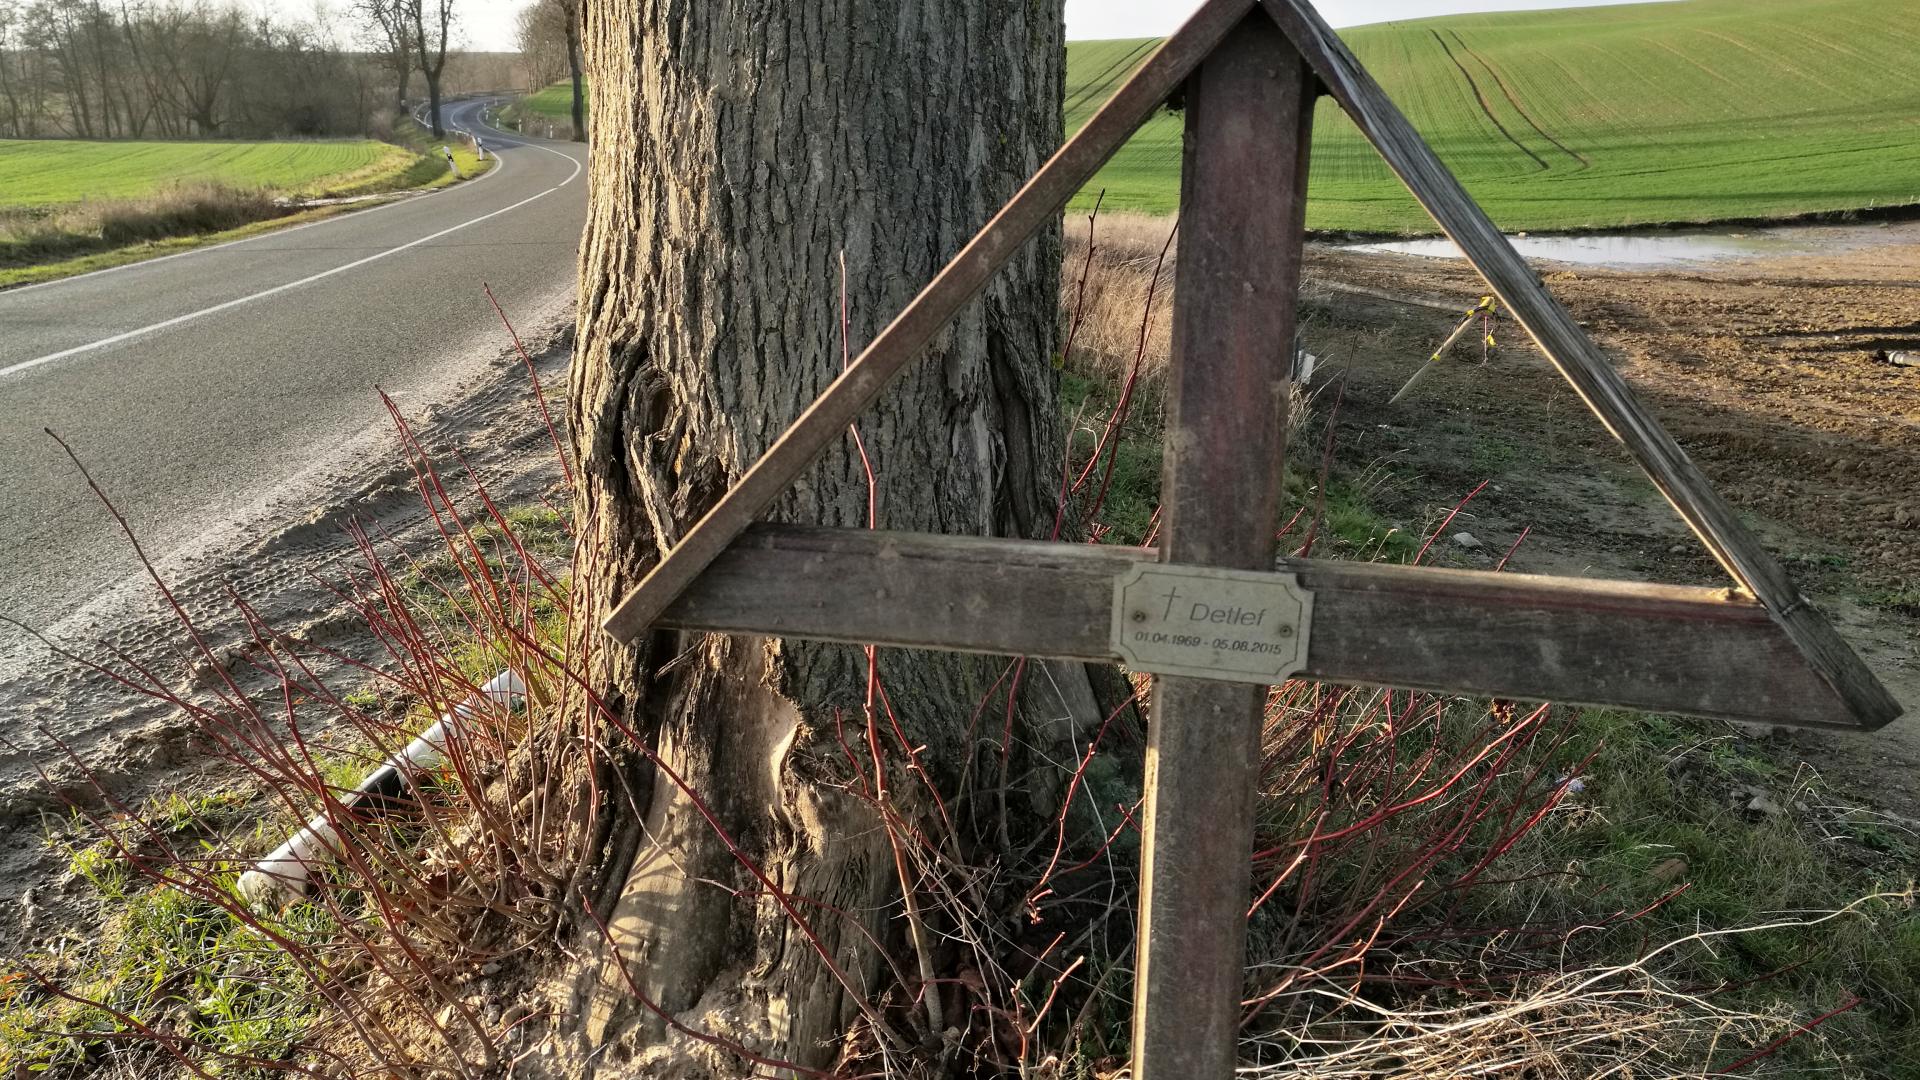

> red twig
[483,280,573,486]
[1412,479,1491,566]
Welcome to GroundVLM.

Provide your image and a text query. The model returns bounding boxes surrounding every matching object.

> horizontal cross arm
[657,525,1898,732]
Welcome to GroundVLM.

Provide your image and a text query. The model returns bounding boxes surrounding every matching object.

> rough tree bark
[564,0,1093,1072]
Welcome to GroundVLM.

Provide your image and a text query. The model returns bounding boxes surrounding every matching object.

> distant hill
[1069,0,1920,233]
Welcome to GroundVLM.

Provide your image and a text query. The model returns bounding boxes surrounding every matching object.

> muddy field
[1295,235,1920,819]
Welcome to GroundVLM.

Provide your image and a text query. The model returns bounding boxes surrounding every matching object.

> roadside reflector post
[1128,15,1316,1078]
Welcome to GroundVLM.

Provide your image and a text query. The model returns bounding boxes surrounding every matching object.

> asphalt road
[0,99,586,650]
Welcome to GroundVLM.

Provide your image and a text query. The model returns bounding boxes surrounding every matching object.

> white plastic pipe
[237,670,525,907]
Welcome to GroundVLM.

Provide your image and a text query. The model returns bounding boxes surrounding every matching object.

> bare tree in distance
[354,0,412,115]
[513,0,583,141]
[0,0,368,139]
[561,0,581,140]
[561,0,1080,1067]
[0,0,51,136]
[513,0,565,89]
[157,4,246,136]
[398,0,454,137]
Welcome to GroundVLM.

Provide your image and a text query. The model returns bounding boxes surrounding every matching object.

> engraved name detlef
[1111,563,1312,684]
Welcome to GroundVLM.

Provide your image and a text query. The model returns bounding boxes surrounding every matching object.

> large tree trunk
[565,0,1082,1071]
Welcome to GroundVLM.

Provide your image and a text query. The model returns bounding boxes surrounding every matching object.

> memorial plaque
[1112,564,1312,683]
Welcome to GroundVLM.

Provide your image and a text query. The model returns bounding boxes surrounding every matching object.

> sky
[264,0,1673,54]
[449,0,520,52]
[252,0,521,52]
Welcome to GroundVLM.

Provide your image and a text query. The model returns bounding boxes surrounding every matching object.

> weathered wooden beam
[659,524,1890,732]
[1259,0,1901,730]
[600,0,1259,645]
[1129,18,1315,1080]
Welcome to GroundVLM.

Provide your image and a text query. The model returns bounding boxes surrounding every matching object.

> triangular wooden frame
[600,0,1900,733]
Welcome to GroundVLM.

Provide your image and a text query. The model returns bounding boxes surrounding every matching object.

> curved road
[0,100,586,653]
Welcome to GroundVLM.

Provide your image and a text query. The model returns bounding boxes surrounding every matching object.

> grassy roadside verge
[497,85,582,134]
[0,129,492,292]
[0,500,570,1075]
[10,355,1915,1074]
[0,203,351,290]
[380,117,492,193]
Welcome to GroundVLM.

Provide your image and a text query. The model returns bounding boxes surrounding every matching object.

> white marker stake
[237,670,526,907]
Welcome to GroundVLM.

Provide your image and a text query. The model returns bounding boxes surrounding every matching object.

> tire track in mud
[1428,29,1551,172]
[1448,30,1591,170]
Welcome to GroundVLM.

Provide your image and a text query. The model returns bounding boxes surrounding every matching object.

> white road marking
[0,136,581,382]
[3,99,519,298]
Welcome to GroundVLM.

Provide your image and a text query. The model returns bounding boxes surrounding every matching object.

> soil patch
[1297,239,1920,820]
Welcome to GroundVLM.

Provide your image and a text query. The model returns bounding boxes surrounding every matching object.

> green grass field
[0,133,482,285]
[515,83,582,122]
[0,139,415,208]
[1070,0,1920,233]
[510,0,1919,234]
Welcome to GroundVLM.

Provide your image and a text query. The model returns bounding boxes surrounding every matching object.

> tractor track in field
[1446,30,1591,170]
[1428,29,1551,173]
[1064,39,1158,122]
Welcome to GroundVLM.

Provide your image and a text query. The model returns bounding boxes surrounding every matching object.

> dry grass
[1060,211,1178,383]
[1233,895,1911,1079]
[1056,209,1317,545]
[0,183,287,267]
[1235,966,1794,1079]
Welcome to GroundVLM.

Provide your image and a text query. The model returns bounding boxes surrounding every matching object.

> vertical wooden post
[1130,16,1316,1079]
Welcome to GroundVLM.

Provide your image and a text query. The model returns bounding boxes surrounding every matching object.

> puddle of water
[1341,222,1911,268]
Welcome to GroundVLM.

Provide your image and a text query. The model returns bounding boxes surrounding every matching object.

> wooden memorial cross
[601,0,1904,1075]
